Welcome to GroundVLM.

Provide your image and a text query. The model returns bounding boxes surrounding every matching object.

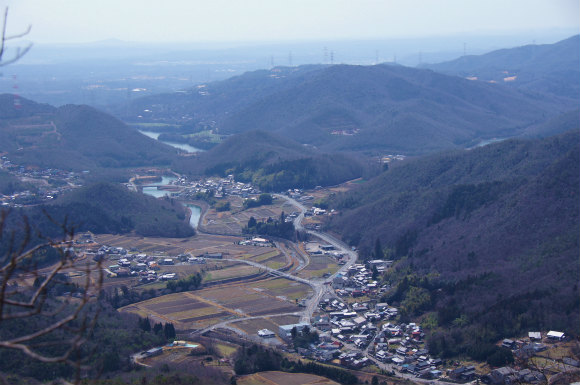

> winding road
[189,193,358,338]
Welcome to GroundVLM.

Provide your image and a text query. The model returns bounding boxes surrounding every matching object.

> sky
[4,0,580,44]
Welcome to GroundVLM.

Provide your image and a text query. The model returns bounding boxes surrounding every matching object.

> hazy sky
[5,0,580,44]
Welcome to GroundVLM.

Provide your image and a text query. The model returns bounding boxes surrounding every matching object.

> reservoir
[141,176,177,198]
[141,176,201,229]
[138,130,203,153]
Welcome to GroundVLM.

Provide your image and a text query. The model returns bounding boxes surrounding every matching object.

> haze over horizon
[6,0,579,45]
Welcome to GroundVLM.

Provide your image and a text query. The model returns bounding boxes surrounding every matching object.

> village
[3,159,577,385]
[0,155,84,207]
[70,223,577,385]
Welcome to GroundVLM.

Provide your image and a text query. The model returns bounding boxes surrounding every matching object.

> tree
[373,238,384,259]
[0,10,106,385]
[0,209,104,384]
[164,323,176,339]
[153,322,163,334]
[0,7,32,67]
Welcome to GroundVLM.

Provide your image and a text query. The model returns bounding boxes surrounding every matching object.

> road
[190,194,358,338]
[274,194,358,323]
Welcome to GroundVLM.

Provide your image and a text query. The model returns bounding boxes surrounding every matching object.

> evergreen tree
[164,323,176,339]
[373,238,384,259]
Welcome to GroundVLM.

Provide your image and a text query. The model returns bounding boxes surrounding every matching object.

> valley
[0,28,578,385]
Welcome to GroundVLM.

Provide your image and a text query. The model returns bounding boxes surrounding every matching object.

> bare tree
[0,8,104,385]
[0,210,104,384]
[0,6,32,67]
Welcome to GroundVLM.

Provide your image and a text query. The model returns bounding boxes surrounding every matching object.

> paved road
[274,194,358,323]
[191,195,358,337]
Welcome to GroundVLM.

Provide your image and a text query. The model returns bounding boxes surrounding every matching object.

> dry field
[297,254,339,279]
[120,277,311,330]
[94,233,267,259]
[232,313,304,337]
[203,264,263,282]
[242,250,289,270]
[142,344,234,376]
[231,318,281,336]
[268,314,301,326]
[239,371,339,385]
[200,196,297,235]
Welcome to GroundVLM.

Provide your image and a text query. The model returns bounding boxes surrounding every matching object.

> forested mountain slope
[0,94,177,170]
[120,54,577,155]
[327,131,579,346]
[173,130,369,191]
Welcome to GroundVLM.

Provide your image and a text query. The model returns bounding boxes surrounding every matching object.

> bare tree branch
[0,7,32,67]
[0,208,104,383]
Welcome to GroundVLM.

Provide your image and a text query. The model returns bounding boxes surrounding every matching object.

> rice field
[120,277,311,330]
[238,371,339,385]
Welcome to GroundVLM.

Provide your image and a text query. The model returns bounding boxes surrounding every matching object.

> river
[184,204,202,229]
[138,130,203,153]
[141,176,201,229]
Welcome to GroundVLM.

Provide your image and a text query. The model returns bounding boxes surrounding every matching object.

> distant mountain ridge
[120,44,578,155]
[423,35,580,100]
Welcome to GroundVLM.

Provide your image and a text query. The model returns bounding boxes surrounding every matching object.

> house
[376,350,388,361]
[528,331,542,341]
[490,367,516,384]
[502,339,515,349]
[351,302,369,312]
[143,347,163,358]
[278,323,310,339]
[376,303,389,312]
[160,273,177,280]
[332,274,348,289]
[257,329,275,338]
[313,317,331,331]
[450,366,478,382]
[546,330,565,341]
[352,316,367,328]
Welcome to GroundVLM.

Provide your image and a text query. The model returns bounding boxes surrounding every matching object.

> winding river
[141,176,201,229]
[138,130,203,153]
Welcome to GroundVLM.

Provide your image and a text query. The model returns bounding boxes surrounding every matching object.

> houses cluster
[332,263,391,296]
[483,367,546,384]
[270,293,438,375]
[0,156,83,207]
[174,175,260,200]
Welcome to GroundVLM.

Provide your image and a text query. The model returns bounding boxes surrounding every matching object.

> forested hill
[120,55,576,155]
[327,131,579,345]
[0,95,177,170]
[3,182,194,242]
[423,35,580,100]
[173,130,370,191]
